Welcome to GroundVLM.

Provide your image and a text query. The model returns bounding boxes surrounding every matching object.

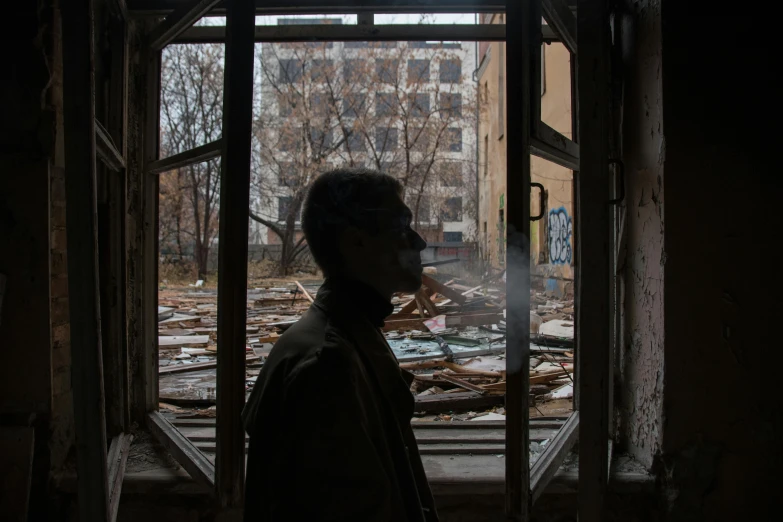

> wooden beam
[576,0,612,519]
[96,120,125,172]
[542,0,577,54]
[62,0,110,520]
[530,122,580,171]
[176,23,507,43]
[147,412,215,489]
[147,139,222,175]
[504,0,537,518]
[149,0,222,51]
[530,411,579,502]
[107,433,133,522]
[215,0,255,509]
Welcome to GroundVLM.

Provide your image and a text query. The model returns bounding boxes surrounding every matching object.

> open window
[64,1,614,520]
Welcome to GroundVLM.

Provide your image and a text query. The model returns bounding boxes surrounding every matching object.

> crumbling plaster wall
[617,0,665,469]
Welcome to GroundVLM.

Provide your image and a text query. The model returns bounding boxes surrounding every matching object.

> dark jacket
[242,279,439,522]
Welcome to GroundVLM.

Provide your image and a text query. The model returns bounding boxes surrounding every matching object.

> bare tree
[160,43,224,280]
[250,39,478,274]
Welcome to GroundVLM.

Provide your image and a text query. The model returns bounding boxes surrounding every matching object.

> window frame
[119,1,610,518]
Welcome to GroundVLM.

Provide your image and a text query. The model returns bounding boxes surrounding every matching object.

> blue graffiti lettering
[547,207,572,265]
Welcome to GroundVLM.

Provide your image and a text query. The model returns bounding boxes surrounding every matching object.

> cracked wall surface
[617,0,665,469]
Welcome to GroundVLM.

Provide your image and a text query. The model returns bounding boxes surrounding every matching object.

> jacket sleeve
[272,350,394,522]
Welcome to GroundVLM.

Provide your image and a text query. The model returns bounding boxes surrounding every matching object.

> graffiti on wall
[548,206,572,265]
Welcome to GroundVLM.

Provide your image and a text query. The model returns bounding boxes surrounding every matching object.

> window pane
[375,127,398,151]
[345,41,397,49]
[440,58,462,83]
[310,127,334,152]
[407,93,430,117]
[342,93,367,118]
[376,58,400,84]
[441,197,463,222]
[310,92,331,117]
[278,163,297,187]
[443,231,463,242]
[346,131,366,152]
[277,196,301,222]
[279,59,303,84]
[407,59,431,84]
[310,59,333,83]
[406,193,431,223]
[439,162,463,187]
[440,93,462,118]
[279,129,297,152]
[447,128,462,152]
[344,59,364,84]
[376,93,398,117]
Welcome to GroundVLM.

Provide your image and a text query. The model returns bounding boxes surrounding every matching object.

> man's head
[302,167,427,297]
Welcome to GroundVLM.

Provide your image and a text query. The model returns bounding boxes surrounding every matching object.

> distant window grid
[376,93,398,117]
[310,128,333,150]
[440,93,462,118]
[310,92,330,117]
[278,59,303,84]
[447,128,462,152]
[443,231,463,242]
[342,93,367,118]
[375,127,398,151]
[310,59,333,83]
[345,131,366,152]
[279,130,297,152]
[344,59,364,84]
[440,163,463,186]
[441,197,463,222]
[278,196,301,222]
[440,59,462,83]
[407,59,430,83]
[408,93,430,118]
[277,93,301,117]
[375,59,399,84]
[407,194,431,223]
[278,163,297,187]
[344,41,397,49]
[409,127,430,151]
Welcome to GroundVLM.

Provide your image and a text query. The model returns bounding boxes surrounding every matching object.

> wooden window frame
[105,0,610,519]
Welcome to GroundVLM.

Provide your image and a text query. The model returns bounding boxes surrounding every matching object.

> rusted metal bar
[62,0,110,519]
[215,0,256,508]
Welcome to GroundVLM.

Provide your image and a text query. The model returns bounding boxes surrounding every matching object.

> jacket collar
[314,278,414,425]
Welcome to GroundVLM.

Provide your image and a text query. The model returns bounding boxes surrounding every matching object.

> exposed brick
[53,322,70,344]
[50,275,69,298]
[51,228,67,250]
[51,297,70,325]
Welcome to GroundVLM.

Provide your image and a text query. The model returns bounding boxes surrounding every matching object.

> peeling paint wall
[617,0,665,469]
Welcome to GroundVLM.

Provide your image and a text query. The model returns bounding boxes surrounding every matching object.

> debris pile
[157,271,575,417]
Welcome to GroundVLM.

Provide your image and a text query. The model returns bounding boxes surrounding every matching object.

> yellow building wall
[478,30,574,283]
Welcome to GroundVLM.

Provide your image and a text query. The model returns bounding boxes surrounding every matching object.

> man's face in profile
[360,191,427,294]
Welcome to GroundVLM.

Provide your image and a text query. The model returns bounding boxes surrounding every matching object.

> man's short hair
[302,167,403,276]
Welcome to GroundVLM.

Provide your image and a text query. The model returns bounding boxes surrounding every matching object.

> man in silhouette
[243,168,437,521]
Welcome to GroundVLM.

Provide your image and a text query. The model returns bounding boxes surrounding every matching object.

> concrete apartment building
[249,18,478,247]
[477,13,574,290]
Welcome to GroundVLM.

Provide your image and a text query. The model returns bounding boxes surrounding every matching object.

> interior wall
[616,0,665,469]
[657,5,781,520]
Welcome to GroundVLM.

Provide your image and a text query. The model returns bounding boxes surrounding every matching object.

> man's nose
[409,229,427,252]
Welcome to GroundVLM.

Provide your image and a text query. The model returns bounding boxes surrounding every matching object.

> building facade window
[310,59,333,83]
[376,59,399,84]
[310,128,333,150]
[278,59,303,83]
[375,127,398,151]
[344,59,364,83]
[278,163,297,187]
[408,93,430,118]
[342,93,367,118]
[440,93,462,118]
[376,92,398,117]
[447,128,462,152]
[440,162,463,186]
[278,196,301,222]
[441,197,463,222]
[440,58,462,83]
[443,231,463,242]
[346,131,366,152]
[407,59,430,84]
[407,194,431,223]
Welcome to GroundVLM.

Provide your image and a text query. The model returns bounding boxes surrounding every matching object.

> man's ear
[337,225,365,256]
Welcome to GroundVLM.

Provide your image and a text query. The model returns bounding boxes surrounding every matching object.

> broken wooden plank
[159,355,261,375]
[436,373,488,395]
[107,433,133,522]
[158,335,210,349]
[295,281,314,303]
[445,312,505,328]
[421,274,467,305]
[414,391,504,413]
